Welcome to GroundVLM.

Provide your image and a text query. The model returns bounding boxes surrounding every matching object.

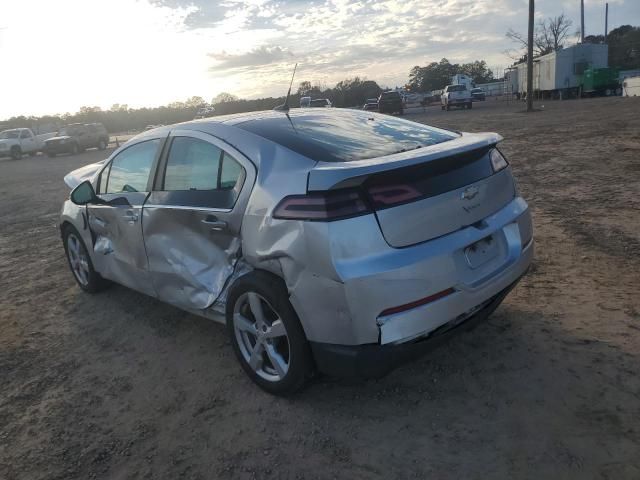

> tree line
[0,56,497,133]
[1,77,387,133]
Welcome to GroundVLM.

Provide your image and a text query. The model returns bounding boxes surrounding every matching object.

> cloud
[2,0,638,118]
[209,45,295,69]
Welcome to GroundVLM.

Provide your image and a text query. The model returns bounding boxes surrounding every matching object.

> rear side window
[164,137,222,191]
[163,137,245,192]
[106,139,159,193]
[236,110,457,162]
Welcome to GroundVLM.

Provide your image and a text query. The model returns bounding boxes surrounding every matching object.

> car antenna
[274,63,297,112]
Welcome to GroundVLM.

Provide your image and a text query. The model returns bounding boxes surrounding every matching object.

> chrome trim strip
[143,204,232,213]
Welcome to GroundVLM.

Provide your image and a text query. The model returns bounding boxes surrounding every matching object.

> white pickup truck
[441,84,473,111]
[0,128,55,159]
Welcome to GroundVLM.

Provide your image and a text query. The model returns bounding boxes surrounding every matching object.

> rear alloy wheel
[63,225,109,293]
[227,272,313,395]
[10,147,22,160]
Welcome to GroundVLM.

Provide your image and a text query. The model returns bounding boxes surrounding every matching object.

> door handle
[201,217,227,231]
[123,211,139,224]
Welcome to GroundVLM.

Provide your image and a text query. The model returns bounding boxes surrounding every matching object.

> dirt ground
[1,97,639,480]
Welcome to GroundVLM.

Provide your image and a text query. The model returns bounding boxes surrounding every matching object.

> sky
[0,0,637,119]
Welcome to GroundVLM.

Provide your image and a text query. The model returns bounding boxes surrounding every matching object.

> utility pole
[605,3,609,42]
[527,0,534,112]
[581,0,585,43]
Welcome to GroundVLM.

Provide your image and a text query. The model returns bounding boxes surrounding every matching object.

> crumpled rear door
[142,129,256,311]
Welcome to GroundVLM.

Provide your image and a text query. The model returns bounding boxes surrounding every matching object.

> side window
[20,130,30,139]
[164,137,222,191]
[220,152,243,189]
[106,139,159,194]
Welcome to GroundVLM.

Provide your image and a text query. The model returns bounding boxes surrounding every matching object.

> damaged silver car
[60,109,533,395]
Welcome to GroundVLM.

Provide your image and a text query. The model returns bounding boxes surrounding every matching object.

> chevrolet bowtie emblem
[461,186,479,201]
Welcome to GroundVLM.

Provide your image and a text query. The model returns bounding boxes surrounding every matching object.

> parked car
[363,98,379,111]
[60,109,533,395]
[194,106,216,119]
[0,128,53,159]
[300,96,311,108]
[441,84,473,110]
[378,91,403,114]
[309,98,332,108]
[471,88,486,101]
[45,123,109,157]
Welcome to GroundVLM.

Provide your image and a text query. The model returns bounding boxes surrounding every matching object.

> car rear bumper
[310,275,522,378]
[289,196,533,346]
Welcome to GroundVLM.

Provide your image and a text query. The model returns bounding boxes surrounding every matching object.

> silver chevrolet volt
[60,109,533,395]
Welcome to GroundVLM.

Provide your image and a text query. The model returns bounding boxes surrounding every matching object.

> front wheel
[97,139,107,150]
[10,147,22,160]
[70,143,79,155]
[226,271,313,395]
[62,225,109,293]
[467,102,473,109]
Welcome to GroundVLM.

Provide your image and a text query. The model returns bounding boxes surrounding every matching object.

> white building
[515,43,608,94]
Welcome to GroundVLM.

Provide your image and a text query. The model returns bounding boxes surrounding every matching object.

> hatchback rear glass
[236,110,458,163]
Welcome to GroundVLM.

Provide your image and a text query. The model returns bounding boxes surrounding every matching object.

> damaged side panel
[87,193,157,297]
[142,206,241,310]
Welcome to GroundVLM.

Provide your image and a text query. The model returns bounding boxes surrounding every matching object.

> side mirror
[70,180,98,205]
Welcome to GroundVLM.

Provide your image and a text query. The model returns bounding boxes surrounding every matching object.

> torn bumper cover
[309,276,522,378]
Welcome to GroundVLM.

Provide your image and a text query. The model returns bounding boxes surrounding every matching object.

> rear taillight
[273,189,371,221]
[490,148,508,173]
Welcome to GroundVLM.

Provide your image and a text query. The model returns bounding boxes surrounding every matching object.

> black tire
[446,103,451,111]
[62,224,109,293]
[70,143,79,155]
[47,151,56,158]
[467,102,473,109]
[97,139,107,150]
[10,147,22,160]
[226,271,313,395]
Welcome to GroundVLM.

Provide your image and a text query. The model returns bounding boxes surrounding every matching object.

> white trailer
[516,43,608,95]
[622,76,640,97]
[451,74,474,90]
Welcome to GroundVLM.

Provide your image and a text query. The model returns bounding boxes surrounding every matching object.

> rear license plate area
[464,235,498,269]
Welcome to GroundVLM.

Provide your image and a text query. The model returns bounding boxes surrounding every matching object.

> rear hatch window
[236,110,457,163]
